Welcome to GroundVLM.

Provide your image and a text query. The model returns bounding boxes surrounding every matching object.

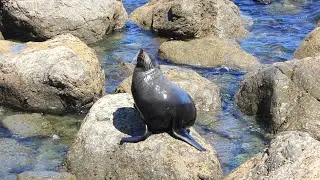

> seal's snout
[138,49,145,58]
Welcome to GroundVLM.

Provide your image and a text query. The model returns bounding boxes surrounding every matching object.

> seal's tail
[172,128,206,152]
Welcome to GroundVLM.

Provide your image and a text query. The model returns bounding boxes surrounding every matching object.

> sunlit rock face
[294,26,320,59]
[158,36,260,72]
[0,34,105,114]
[226,131,320,180]
[0,0,128,44]
[130,0,247,39]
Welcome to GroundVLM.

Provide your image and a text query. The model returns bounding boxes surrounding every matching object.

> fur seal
[120,49,205,151]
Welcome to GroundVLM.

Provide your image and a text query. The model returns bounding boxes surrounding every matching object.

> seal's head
[135,49,158,71]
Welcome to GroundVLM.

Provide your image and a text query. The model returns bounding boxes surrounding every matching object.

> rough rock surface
[158,37,260,72]
[294,26,320,59]
[235,56,320,140]
[226,131,320,180]
[130,0,247,39]
[67,93,223,180]
[0,34,105,114]
[0,0,128,44]
[116,64,221,113]
[0,31,3,40]
[17,171,76,180]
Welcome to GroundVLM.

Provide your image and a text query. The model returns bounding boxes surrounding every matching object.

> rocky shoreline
[0,0,319,179]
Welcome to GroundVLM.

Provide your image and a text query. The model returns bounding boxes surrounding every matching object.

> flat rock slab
[130,0,247,39]
[226,131,320,180]
[236,56,320,140]
[0,0,128,44]
[0,34,105,114]
[67,93,223,180]
[158,37,260,72]
[116,64,221,113]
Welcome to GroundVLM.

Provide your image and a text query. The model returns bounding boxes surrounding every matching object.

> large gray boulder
[235,56,320,140]
[130,0,247,39]
[294,26,320,59]
[158,37,260,72]
[0,0,128,44]
[116,64,221,113]
[67,93,223,180]
[226,131,320,180]
[0,34,105,114]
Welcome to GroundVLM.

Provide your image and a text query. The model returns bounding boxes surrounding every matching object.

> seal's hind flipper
[172,128,206,151]
[120,125,151,144]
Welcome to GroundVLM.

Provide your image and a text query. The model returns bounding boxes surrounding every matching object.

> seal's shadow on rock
[113,107,146,136]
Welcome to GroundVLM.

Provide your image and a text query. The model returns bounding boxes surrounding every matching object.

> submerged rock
[158,37,260,72]
[67,93,223,180]
[267,0,310,15]
[0,40,18,54]
[235,56,320,140]
[0,138,35,178]
[226,131,320,180]
[0,34,105,114]
[116,64,221,113]
[130,0,247,39]
[294,26,320,59]
[0,0,127,44]
[17,171,76,180]
[0,32,3,40]
[253,0,272,4]
[1,113,53,138]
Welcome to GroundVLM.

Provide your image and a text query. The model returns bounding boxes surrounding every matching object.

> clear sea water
[1,0,319,178]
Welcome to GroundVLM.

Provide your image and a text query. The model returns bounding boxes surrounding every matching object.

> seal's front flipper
[120,125,151,145]
[172,128,206,151]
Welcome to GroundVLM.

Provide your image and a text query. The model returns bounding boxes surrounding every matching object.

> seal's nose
[138,49,145,58]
